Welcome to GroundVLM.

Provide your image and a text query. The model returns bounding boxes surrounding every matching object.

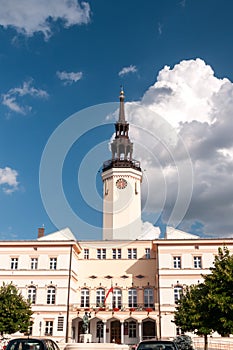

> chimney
[38,227,45,238]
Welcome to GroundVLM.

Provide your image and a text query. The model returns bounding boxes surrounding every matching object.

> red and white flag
[104,283,113,304]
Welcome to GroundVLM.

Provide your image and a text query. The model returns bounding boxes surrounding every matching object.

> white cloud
[180,0,186,7]
[0,0,90,40]
[158,22,163,35]
[118,65,137,77]
[2,79,49,114]
[56,70,83,85]
[114,58,233,237]
[0,167,19,194]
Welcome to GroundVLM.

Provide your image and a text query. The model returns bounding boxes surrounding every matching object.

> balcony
[103,159,141,172]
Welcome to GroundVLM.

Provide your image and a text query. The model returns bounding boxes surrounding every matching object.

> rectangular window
[11,258,18,270]
[145,248,150,259]
[81,288,90,307]
[96,288,105,306]
[174,286,183,302]
[194,256,202,268]
[112,248,121,259]
[128,248,137,259]
[31,258,38,270]
[173,256,181,269]
[84,249,89,259]
[97,248,106,259]
[57,316,64,331]
[50,257,57,270]
[128,289,137,308]
[45,321,53,336]
[144,288,154,308]
[112,249,116,259]
[113,289,122,309]
[129,321,137,338]
[47,287,56,305]
[28,286,36,304]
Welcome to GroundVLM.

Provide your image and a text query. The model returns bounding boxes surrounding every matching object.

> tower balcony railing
[103,159,141,172]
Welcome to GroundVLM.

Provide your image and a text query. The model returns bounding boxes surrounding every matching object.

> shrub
[173,335,194,350]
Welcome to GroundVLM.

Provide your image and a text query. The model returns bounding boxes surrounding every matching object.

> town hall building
[0,89,232,345]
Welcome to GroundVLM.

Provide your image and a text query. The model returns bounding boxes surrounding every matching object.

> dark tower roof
[103,88,141,172]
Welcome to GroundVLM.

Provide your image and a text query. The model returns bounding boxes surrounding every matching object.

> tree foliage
[203,246,233,336]
[174,283,212,336]
[0,283,33,336]
[174,247,233,350]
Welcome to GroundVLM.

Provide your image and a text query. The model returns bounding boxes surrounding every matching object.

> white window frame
[31,258,38,270]
[45,321,53,336]
[84,249,89,259]
[128,288,137,308]
[81,288,90,307]
[128,248,137,259]
[47,286,56,304]
[144,288,154,308]
[112,248,121,259]
[113,289,122,309]
[28,286,36,304]
[97,248,106,259]
[49,257,57,270]
[194,256,202,268]
[11,257,18,270]
[129,321,137,338]
[174,286,183,302]
[96,288,105,306]
[145,248,150,259]
[173,256,181,269]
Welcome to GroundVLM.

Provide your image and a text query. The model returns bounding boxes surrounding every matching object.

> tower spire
[119,86,126,123]
[102,88,141,172]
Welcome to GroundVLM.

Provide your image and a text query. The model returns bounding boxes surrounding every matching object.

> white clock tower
[102,88,142,240]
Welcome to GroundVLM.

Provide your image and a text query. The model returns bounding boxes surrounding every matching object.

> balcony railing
[73,303,156,312]
[103,159,141,172]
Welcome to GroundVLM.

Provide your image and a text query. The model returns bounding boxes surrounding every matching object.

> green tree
[174,283,212,350]
[0,283,33,336]
[174,247,233,350]
[203,247,233,336]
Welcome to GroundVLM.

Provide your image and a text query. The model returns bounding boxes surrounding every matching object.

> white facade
[102,167,142,240]
[0,228,81,342]
[1,229,233,343]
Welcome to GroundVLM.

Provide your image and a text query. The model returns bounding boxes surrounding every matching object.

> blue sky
[1,0,233,240]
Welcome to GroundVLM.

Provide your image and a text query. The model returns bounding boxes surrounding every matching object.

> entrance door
[111,320,121,344]
[142,320,156,339]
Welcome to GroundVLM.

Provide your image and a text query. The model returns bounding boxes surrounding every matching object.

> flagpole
[111,280,113,309]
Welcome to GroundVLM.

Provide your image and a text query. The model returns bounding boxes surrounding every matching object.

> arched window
[28,286,36,304]
[96,288,105,306]
[81,288,90,307]
[174,286,183,303]
[47,286,56,305]
[113,288,122,309]
[144,288,154,308]
[128,288,137,308]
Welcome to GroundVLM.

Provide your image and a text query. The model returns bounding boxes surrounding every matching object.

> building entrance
[111,320,121,344]
[142,320,156,339]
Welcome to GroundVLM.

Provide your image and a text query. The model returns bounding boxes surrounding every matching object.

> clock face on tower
[116,178,128,189]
